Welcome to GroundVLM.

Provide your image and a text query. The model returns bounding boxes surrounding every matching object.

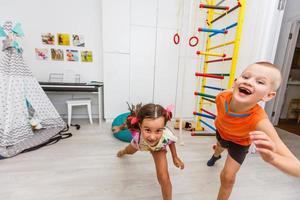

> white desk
[39,82,104,124]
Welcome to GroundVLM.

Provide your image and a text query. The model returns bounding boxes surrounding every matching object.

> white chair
[66,99,93,126]
[48,72,93,126]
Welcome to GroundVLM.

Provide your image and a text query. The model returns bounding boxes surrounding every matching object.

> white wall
[102,0,182,120]
[0,0,103,120]
[0,0,102,83]
[237,0,284,76]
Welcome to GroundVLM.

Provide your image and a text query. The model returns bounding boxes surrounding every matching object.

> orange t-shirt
[214,91,268,146]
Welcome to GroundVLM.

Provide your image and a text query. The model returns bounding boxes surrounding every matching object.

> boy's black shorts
[216,130,250,165]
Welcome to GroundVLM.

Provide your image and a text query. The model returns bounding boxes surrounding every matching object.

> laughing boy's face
[232,64,277,104]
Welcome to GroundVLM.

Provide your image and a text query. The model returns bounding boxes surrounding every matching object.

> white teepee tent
[0,21,69,158]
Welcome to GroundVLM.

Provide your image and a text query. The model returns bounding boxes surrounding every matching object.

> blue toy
[112,112,133,142]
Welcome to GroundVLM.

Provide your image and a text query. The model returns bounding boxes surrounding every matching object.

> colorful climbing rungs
[193,0,245,133]
[193,111,216,120]
[202,97,216,104]
[206,57,232,63]
[200,119,216,131]
[195,73,224,79]
[209,73,229,76]
[194,92,216,99]
[198,27,227,34]
[207,40,235,51]
[209,2,241,24]
[196,51,226,57]
[199,4,229,10]
[209,22,238,37]
[201,108,216,118]
[203,85,226,91]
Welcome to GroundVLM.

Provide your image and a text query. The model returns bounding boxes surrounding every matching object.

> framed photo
[41,33,55,45]
[66,49,79,62]
[51,48,64,61]
[81,51,93,62]
[72,34,85,47]
[57,33,70,46]
[35,48,49,60]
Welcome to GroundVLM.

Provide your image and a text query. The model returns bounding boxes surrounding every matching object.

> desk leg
[98,86,102,125]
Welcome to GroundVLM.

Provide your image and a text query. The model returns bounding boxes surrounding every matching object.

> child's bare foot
[117,149,126,157]
[112,126,122,134]
[112,124,127,134]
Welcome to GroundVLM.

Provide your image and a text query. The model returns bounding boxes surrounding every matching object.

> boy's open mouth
[238,87,252,95]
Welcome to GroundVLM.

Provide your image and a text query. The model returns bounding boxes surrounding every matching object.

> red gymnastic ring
[189,36,199,47]
[173,33,180,45]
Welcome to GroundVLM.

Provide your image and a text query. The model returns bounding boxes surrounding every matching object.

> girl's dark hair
[126,103,172,130]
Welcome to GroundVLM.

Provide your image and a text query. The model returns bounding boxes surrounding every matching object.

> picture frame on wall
[41,33,55,45]
[35,48,49,60]
[81,51,93,62]
[66,49,79,62]
[72,34,85,47]
[57,33,70,46]
[51,48,64,61]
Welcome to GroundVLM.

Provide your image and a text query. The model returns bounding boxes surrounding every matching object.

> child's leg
[217,155,241,200]
[151,151,172,200]
[117,144,137,157]
[112,123,127,133]
[214,142,225,156]
[207,142,225,166]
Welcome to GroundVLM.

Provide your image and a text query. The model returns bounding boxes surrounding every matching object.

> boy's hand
[172,156,185,170]
[249,131,276,163]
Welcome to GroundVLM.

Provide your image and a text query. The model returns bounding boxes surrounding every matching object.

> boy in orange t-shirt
[207,62,300,200]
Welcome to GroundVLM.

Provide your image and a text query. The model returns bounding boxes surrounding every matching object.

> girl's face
[140,117,165,147]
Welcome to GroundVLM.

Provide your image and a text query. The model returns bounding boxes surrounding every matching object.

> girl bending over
[117,103,184,200]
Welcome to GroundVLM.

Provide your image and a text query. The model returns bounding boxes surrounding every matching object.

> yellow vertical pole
[195,0,215,131]
[195,0,246,132]
[227,0,246,88]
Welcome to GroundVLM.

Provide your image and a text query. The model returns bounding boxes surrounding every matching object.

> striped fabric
[0,21,66,158]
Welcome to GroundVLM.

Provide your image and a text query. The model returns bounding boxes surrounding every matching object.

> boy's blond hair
[254,61,282,91]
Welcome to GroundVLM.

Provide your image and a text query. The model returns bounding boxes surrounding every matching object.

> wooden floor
[1,120,300,200]
[276,119,300,136]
